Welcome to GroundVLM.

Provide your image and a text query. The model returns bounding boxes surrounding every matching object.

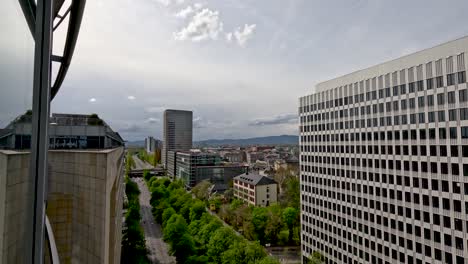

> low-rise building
[246,151,264,164]
[233,172,277,206]
[175,150,247,188]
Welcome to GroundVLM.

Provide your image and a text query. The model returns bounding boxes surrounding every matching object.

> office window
[428,112,435,123]
[458,71,466,83]
[418,96,425,108]
[449,109,457,121]
[448,91,456,104]
[447,73,456,86]
[461,127,468,139]
[400,84,406,94]
[460,108,468,120]
[437,93,445,105]
[439,128,447,139]
[460,89,468,102]
[427,95,434,106]
[436,76,444,88]
[409,82,415,93]
[450,127,457,139]
[417,80,424,91]
[438,110,445,122]
[426,78,434,89]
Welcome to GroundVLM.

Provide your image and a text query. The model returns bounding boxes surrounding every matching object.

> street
[132,177,175,264]
[132,155,154,170]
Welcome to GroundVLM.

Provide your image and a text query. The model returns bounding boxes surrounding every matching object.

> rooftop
[311,35,468,94]
[234,172,277,186]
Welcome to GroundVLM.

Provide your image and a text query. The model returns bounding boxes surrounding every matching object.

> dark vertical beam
[28,0,53,263]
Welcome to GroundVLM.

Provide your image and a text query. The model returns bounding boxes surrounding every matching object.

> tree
[265,204,283,244]
[283,176,300,208]
[207,227,240,263]
[250,207,269,244]
[282,207,299,244]
[192,180,212,201]
[307,251,325,264]
[162,207,176,228]
[189,200,206,222]
[163,214,195,263]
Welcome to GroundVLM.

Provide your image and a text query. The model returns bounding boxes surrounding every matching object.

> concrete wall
[0,150,33,264]
[47,147,124,264]
[0,148,124,264]
[255,183,278,206]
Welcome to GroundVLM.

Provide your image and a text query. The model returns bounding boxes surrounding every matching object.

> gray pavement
[132,177,175,264]
[132,155,154,170]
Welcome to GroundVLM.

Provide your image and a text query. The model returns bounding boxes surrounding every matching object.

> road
[132,177,175,264]
[133,155,154,170]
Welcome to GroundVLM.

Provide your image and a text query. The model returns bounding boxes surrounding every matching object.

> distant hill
[194,135,298,147]
[126,140,145,147]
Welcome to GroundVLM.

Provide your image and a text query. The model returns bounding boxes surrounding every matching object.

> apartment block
[233,172,277,206]
[299,37,468,264]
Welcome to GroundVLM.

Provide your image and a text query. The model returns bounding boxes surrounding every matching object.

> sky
[2,0,468,141]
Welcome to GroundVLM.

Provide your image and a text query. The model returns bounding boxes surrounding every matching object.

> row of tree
[147,177,280,264]
[137,149,160,166]
[121,176,148,263]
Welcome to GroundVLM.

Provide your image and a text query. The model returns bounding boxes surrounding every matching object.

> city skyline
[3,1,468,141]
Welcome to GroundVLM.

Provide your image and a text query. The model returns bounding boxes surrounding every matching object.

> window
[461,127,468,139]
[458,71,466,83]
[460,108,468,120]
[436,76,444,88]
[417,80,424,91]
[401,99,407,110]
[409,82,415,93]
[409,98,415,109]
[449,109,457,121]
[426,78,434,89]
[393,86,399,96]
[427,95,434,106]
[447,73,456,86]
[459,89,468,102]
[448,91,456,104]
[418,96,425,108]
[428,112,435,122]
[437,93,445,105]
[418,113,425,123]
[398,85,406,95]
[450,127,457,139]
[439,128,447,139]
[438,110,445,122]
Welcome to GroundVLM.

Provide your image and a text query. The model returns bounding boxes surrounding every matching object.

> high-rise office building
[144,136,161,153]
[162,109,193,169]
[299,37,468,264]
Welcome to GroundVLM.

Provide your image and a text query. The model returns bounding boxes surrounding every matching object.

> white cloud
[152,0,171,6]
[193,3,203,10]
[89,98,97,102]
[146,117,159,123]
[232,24,257,47]
[174,6,194,18]
[225,32,233,42]
[127,95,136,100]
[174,8,224,42]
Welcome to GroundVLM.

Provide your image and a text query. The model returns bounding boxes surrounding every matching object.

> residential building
[222,151,244,163]
[0,114,124,263]
[246,151,264,164]
[299,37,468,264]
[175,150,247,188]
[162,109,192,169]
[233,172,278,206]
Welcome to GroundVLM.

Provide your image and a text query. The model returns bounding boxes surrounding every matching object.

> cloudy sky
[2,0,468,141]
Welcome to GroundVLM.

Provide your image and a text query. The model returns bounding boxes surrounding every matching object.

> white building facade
[300,37,468,264]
